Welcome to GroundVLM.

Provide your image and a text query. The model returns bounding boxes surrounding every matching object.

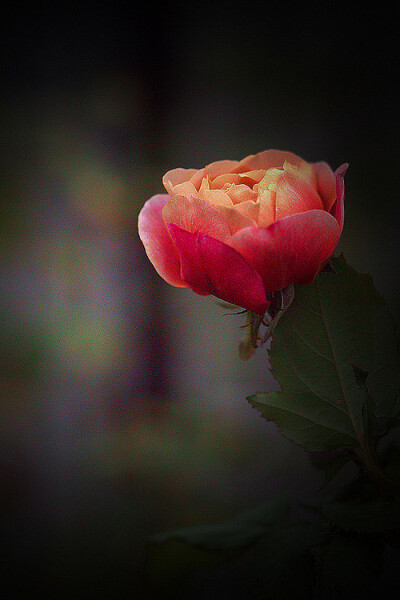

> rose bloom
[138,150,347,315]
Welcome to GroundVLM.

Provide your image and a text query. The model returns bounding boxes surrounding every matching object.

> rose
[138,150,347,315]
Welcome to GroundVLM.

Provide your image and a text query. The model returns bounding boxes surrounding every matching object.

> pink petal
[138,195,186,288]
[230,210,342,293]
[167,224,270,315]
[331,163,348,229]
[314,161,337,211]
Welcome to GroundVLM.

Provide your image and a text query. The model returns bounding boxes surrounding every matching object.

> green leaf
[319,532,384,590]
[150,493,290,551]
[249,255,400,451]
[321,500,400,533]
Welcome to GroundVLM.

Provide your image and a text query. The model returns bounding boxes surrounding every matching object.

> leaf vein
[287,315,334,364]
[251,398,357,439]
[315,278,363,443]
[292,301,321,316]
[284,360,349,416]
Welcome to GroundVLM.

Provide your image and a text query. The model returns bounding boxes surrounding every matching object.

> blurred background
[0,2,399,597]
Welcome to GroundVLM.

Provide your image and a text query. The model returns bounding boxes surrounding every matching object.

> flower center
[255,161,297,202]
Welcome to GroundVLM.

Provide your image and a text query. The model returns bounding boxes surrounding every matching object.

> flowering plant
[139,150,400,597]
[139,150,346,316]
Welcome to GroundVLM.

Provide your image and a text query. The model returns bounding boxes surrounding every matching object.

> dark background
[1,2,398,598]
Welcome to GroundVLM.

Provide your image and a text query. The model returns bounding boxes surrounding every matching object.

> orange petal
[258,189,276,228]
[162,194,231,243]
[275,169,323,220]
[284,159,317,190]
[199,186,233,209]
[188,160,239,189]
[215,205,257,234]
[234,200,260,222]
[256,168,284,192]
[237,170,266,185]
[211,173,243,188]
[163,168,198,195]
[234,149,307,172]
[189,168,206,190]
[169,181,198,200]
[205,159,240,179]
[226,184,258,204]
